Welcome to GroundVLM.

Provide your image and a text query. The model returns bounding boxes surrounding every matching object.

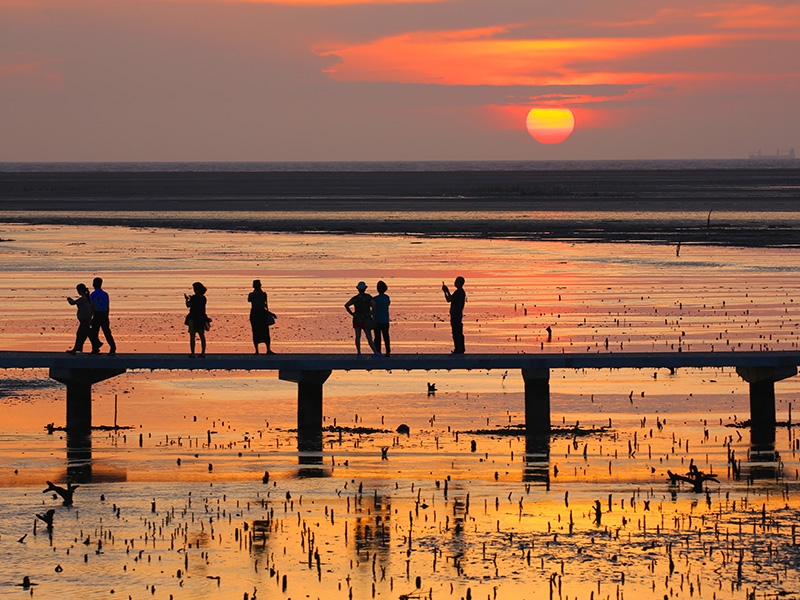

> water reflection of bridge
[1,351,797,483]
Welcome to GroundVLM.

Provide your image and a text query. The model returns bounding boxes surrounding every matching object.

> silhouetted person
[345,281,380,356]
[66,283,93,354]
[373,280,391,356]
[90,277,116,355]
[442,276,466,354]
[184,282,209,357]
[248,279,276,355]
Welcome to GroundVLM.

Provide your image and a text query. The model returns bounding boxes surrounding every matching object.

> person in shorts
[184,282,209,357]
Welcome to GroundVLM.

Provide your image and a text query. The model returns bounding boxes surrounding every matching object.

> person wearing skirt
[248,279,276,354]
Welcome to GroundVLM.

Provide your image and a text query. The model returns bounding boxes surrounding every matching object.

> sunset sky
[1,0,798,161]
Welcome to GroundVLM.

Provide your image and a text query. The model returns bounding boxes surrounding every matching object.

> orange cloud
[317,2,800,92]
[0,0,438,5]
[264,0,438,3]
[163,0,438,4]
[319,29,749,87]
[232,0,437,3]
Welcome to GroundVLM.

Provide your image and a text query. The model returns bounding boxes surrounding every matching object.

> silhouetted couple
[345,281,391,357]
[66,278,116,355]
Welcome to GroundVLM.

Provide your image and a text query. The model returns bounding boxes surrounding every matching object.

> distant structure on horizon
[748,147,796,159]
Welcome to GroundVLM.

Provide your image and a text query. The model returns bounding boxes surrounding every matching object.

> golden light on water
[2,223,800,597]
[526,108,575,144]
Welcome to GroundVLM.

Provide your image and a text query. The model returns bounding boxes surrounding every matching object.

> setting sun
[526,108,575,144]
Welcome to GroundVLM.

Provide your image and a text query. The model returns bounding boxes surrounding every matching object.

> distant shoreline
[1,168,799,247]
[1,158,798,173]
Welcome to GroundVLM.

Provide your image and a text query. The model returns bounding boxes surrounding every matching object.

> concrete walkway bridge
[1,350,798,448]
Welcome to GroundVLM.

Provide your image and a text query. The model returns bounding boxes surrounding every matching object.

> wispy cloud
[702,4,800,29]
[0,53,63,91]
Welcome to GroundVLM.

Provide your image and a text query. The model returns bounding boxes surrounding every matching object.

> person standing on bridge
[442,276,466,354]
[373,280,391,356]
[90,277,116,355]
[248,279,276,355]
[345,281,380,357]
[66,283,93,355]
[185,282,210,358]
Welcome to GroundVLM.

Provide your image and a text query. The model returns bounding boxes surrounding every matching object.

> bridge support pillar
[736,365,797,446]
[49,368,126,436]
[279,369,332,452]
[522,368,550,436]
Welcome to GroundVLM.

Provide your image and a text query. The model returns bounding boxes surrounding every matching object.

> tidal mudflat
[1,223,799,599]
[2,166,800,246]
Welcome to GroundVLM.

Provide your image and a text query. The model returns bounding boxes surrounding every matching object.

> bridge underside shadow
[42,360,797,476]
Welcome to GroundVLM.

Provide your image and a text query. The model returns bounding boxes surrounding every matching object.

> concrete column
[736,365,797,446]
[279,369,332,452]
[522,368,550,436]
[49,368,126,436]
[65,382,92,436]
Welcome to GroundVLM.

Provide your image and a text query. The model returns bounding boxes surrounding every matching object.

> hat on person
[356,281,367,290]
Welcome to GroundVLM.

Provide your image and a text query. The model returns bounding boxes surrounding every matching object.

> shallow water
[0,223,799,599]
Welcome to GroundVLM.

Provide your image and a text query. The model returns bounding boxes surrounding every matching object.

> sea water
[0,212,799,598]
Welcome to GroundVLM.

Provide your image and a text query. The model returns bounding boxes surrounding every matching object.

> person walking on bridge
[442,276,466,354]
[90,277,116,355]
[66,283,93,355]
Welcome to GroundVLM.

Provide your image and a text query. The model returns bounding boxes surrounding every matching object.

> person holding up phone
[442,276,466,354]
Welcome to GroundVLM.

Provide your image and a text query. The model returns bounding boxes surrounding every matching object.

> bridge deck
[2,350,796,440]
[1,350,799,372]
